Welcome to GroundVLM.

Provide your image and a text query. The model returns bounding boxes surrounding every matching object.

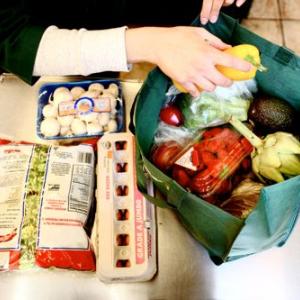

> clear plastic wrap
[37,79,124,140]
[154,121,195,146]
[172,126,254,204]
[178,80,257,129]
[0,139,96,272]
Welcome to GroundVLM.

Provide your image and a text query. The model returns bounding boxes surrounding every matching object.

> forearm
[125,27,169,64]
[33,26,130,76]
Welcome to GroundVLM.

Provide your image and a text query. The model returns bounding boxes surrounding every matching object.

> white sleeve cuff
[33,26,131,76]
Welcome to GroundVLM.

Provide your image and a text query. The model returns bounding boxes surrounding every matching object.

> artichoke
[230,117,300,183]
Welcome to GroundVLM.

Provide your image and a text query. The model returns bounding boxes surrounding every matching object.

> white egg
[107,119,118,132]
[88,83,104,93]
[57,115,74,127]
[52,88,73,106]
[40,118,60,137]
[98,112,110,126]
[71,118,87,135]
[60,126,72,136]
[87,122,103,135]
[70,86,85,100]
[42,104,57,118]
[78,112,99,123]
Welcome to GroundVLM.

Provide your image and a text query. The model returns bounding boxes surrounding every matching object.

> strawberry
[191,149,200,167]
[200,151,218,167]
[202,127,224,139]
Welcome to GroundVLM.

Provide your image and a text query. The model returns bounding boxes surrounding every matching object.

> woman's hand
[200,0,248,25]
[125,26,251,97]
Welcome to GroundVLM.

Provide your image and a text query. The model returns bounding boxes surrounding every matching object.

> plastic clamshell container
[175,127,253,199]
[96,132,157,283]
[36,79,125,140]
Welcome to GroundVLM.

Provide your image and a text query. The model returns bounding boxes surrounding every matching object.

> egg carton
[95,132,157,282]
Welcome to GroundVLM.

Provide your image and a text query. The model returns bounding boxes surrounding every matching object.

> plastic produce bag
[179,80,256,129]
[154,121,195,146]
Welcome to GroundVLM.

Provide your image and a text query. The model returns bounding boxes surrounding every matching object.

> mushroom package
[37,80,124,139]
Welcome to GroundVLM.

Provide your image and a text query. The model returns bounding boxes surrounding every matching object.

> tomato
[151,142,183,171]
[159,105,184,127]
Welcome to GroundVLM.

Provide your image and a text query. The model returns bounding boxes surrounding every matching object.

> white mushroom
[60,126,72,136]
[53,86,69,95]
[110,109,118,118]
[78,112,99,123]
[71,118,87,135]
[107,119,118,132]
[110,97,117,110]
[98,112,111,126]
[52,87,73,106]
[107,83,119,98]
[100,91,116,111]
[101,89,115,98]
[88,83,104,93]
[81,90,100,99]
[70,86,85,100]
[87,122,103,135]
[42,104,58,118]
[40,118,60,137]
[57,115,74,127]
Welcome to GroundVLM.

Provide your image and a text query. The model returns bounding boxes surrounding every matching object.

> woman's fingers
[181,82,202,97]
[236,0,247,7]
[200,0,248,24]
[200,0,214,25]
[193,75,216,92]
[209,0,224,23]
[215,51,252,72]
[204,67,232,87]
[223,0,235,6]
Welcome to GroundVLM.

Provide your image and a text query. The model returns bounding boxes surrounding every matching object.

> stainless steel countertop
[0,74,299,300]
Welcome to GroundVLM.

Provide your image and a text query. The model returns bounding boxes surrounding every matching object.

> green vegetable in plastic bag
[180,80,255,129]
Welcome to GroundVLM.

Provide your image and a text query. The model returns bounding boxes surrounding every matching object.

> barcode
[69,198,88,214]
[77,152,92,164]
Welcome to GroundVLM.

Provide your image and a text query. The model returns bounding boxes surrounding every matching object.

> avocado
[249,94,297,134]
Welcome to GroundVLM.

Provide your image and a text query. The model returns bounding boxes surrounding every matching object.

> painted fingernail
[201,17,208,25]
[210,15,218,23]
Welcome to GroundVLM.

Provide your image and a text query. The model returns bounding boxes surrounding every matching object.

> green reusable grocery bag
[133,13,300,264]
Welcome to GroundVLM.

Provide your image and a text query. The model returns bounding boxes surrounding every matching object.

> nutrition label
[37,145,95,249]
[69,164,93,214]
